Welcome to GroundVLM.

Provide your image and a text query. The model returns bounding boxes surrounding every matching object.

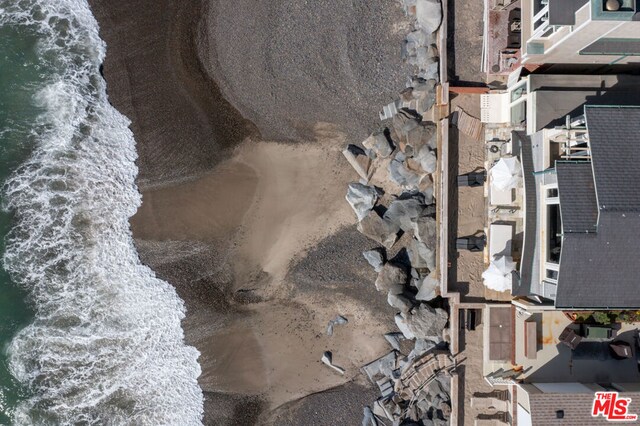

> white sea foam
[0,1,204,424]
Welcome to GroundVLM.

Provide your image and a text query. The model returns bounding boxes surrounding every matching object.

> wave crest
[1,1,204,424]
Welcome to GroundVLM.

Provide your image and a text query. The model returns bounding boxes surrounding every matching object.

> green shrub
[592,311,611,325]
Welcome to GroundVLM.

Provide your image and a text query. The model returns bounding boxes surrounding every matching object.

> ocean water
[0,1,204,424]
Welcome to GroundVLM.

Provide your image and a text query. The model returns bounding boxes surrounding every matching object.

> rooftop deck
[483,304,640,384]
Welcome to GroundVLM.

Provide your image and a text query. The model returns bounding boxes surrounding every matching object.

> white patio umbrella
[490,157,522,191]
[482,255,516,292]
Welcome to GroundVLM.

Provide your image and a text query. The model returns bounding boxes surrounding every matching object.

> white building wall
[534,382,593,393]
[524,20,632,64]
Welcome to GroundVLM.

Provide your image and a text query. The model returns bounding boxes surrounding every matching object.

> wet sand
[88,0,410,423]
[132,141,398,424]
[88,0,258,189]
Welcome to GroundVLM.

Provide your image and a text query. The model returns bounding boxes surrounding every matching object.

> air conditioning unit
[481,93,510,124]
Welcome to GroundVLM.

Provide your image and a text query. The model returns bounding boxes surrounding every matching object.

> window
[511,101,526,125]
[547,188,558,198]
[510,81,527,103]
[547,204,562,263]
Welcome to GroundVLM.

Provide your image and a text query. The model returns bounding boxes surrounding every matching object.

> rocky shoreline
[340,0,455,424]
[87,0,451,423]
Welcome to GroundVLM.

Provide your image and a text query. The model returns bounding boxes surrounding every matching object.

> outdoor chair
[457,169,486,187]
[456,233,486,252]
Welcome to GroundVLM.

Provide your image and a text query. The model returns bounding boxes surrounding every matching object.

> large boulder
[408,238,436,271]
[357,210,399,249]
[396,303,448,340]
[346,182,378,221]
[387,291,413,313]
[362,131,394,158]
[415,145,437,174]
[422,177,435,203]
[375,263,408,292]
[362,248,385,272]
[422,54,440,82]
[415,0,443,34]
[408,338,438,361]
[384,197,426,232]
[421,122,438,150]
[412,215,437,246]
[408,239,429,269]
[388,157,421,189]
[416,271,439,301]
[395,313,415,340]
[405,29,435,51]
[384,332,406,351]
[342,144,371,181]
[392,110,423,153]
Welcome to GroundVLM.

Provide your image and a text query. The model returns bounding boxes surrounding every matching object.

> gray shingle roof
[586,106,640,212]
[527,391,640,425]
[555,106,640,309]
[556,212,640,309]
[556,162,598,234]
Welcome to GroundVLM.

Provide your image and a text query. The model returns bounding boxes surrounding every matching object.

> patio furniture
[559,326,582,350]
[490,186,515,206]
[457,169,486,187]
[489,223,513,259]
[482,255,516,292]
[490,157,522,190]
[610,341,633,360]
[456,233,486,252]
[582,324,614,339]
[525,320,538,359]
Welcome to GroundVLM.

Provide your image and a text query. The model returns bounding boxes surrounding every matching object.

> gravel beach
[88,0,412,424]
[201,0,414,141]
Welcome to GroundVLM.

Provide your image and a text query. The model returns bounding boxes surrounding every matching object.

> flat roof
[527,74,640,133]
[548,0,588,25]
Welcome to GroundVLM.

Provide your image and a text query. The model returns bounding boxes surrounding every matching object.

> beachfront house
[480,74,640,306]
[471,72,640,425]
[480,73,640,135]
[513,105,640,310]
[516,383,640,425]
[520,0,640,65]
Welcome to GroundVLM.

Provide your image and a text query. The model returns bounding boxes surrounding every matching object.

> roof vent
[556,410,565,419]
[606,0,621,11]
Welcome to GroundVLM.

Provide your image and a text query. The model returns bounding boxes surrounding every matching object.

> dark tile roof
[556,212,640,309]
[586,106,640,212]
[556,162,598,233]
[555,106,640,309]
[527,391,640,425]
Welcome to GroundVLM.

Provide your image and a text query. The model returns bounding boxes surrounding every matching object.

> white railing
[532,4,549,29]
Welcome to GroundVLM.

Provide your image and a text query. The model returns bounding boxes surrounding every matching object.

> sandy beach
[88,0,411,423]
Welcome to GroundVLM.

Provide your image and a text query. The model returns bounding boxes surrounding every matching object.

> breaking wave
[0,0,204,424]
